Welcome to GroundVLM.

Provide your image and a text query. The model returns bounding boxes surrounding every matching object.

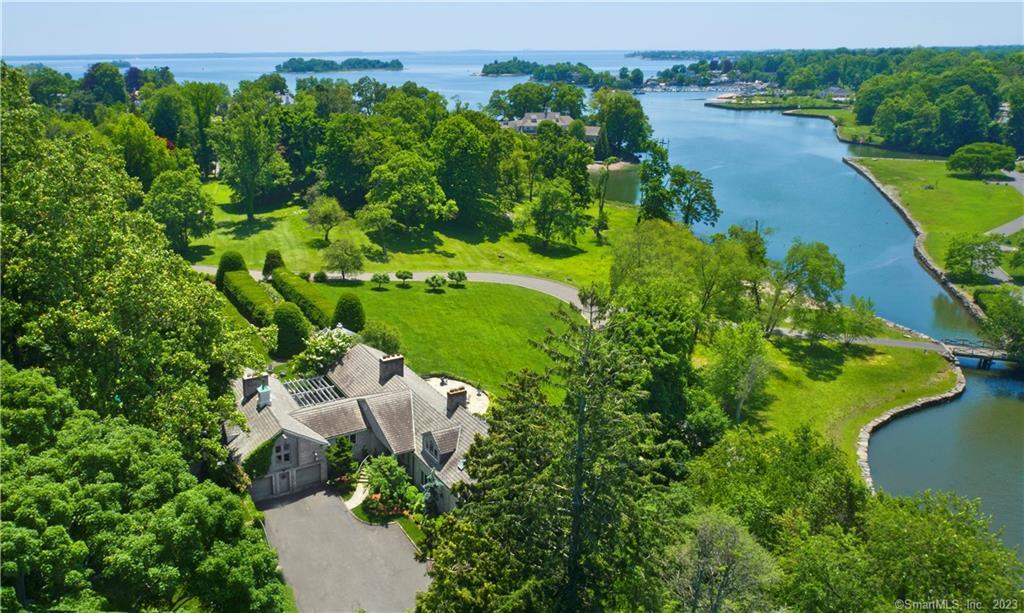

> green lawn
[350,501,425,547]
[313,280,567,391]
[856,158,1024,268]
[787,108,883,145]
[191,182,637,288]
[709,95,842,111]
[755,337,957,473]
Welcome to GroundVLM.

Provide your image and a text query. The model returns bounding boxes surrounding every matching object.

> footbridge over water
[940,338,1014,369]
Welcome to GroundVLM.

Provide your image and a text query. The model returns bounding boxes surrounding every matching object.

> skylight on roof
[283,376,343,408]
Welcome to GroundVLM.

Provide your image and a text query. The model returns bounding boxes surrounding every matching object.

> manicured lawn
[754,337,957,473]
[856,158,1024,268]
[190,182,637,287]
[710,95,841,110]
[350,502,426,546]
[314,280,567,391]
[787,108,883,145]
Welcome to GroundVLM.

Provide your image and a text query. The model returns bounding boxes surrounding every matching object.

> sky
[2,2,1022,57]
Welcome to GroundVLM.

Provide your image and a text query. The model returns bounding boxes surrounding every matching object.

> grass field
[190,182,637,288]
[856,158,1024,268]
[754,337,957,473]
[707,95,842,111]
[786,108,883,145]
[312,280,567,391]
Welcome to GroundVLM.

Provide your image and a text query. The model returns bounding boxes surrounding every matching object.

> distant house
[825,86,851,103]
[502,111,601,142]
[224,344,488,512]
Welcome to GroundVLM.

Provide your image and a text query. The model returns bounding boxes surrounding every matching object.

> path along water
[15,52,1019,553]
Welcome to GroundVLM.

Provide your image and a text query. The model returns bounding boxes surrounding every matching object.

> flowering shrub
[291,327,353,376]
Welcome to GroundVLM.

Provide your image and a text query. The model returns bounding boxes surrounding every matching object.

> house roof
[228,343,489,489]
[228,375,328,460]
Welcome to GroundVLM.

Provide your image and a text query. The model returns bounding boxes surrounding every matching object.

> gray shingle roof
[229,343,489,489]
[292,397,366,439]
[360,391,414,454]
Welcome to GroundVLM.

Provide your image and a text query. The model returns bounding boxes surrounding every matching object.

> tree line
[1,64,293,610]
[417,237,1023,609]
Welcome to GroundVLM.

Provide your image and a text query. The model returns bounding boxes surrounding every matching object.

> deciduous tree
[142,167,214,251]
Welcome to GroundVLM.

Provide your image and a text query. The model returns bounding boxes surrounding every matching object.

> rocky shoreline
[843,157,987,321]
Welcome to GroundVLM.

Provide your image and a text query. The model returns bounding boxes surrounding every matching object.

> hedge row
[270,267,332,328]
[223,270,275,327]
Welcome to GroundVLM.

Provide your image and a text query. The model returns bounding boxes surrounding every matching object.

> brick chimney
[379,354,405,384]
[242,371,270,403]
[447,386,468,412]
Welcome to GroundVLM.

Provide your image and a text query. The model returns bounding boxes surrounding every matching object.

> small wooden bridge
[940,338,1013,369]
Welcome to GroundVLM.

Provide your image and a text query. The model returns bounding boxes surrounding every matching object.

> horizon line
[6,43,1023,60]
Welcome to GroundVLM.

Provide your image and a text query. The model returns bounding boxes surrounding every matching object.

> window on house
[348,435,356,444]
[275,441,291,464]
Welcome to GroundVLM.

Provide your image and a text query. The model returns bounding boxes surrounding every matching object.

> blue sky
[3,2,1022,57]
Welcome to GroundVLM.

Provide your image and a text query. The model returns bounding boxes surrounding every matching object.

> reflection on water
[932,293,980,336]
[869,367,1024,558]
[589,165,639,206]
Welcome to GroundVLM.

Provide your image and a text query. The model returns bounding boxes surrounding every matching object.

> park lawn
[755,337,957,474]
[787,108,883,145]
[191,182,636,288]
[856,158,1024,268]
[313,280,567,391]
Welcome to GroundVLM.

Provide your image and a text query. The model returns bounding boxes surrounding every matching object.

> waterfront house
[502,111,601,142]
[224,344,488,512]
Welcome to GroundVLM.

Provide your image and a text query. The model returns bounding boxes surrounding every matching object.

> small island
[275,57,403,73]
[481,57,644,90]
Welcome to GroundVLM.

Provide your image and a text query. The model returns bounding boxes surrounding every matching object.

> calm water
[8,51,1021,552]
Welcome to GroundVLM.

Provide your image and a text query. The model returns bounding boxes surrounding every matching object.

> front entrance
[277,470,291,495]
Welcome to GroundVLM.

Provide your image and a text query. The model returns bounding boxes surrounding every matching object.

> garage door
[250,476,273,500]
[295,464,322,490]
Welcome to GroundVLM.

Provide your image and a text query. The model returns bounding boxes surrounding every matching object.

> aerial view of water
[7,50,1021,553]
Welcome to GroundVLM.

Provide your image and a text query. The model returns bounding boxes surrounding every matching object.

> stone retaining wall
[781,110,855,144]
[843,157,987,321]
[856,350,966,491]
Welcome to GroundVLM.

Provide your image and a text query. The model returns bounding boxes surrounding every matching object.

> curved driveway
[194,264,948,352]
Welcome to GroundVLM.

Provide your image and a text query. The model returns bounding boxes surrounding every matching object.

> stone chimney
[242,371,270,403]
[447,387,468,412]
[379,354,405,384]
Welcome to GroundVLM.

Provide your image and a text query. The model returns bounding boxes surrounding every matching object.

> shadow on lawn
[183,244,214,264]
[220,217,277,241]
[513,234,585,258]
[772,337,876,382]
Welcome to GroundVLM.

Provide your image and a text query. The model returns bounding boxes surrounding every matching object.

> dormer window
[425,437,439,460]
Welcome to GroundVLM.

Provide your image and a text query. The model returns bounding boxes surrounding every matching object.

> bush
[447,270,467,287]
[291,327,354,376]
[333,293,366,331]
[425,274,447,292]
[270,267,332,328]
[314,271,328,283]
[363,243,389,263]
[262,250,284,279]
[371,272,390,289]
[325,435,357,481]
[274,302,311,358]
[396,270,413,287]
[216,250,247,289]
[360,319,401,355]
[222,270,274,327]
[364,455,411,514]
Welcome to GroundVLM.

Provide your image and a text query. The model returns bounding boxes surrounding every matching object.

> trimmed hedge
[262,249,285,278]
[274,302,312,358]
[270,267,332,328]
[217,251,247,289]
[334,293,366,331]
[223,270,274,327]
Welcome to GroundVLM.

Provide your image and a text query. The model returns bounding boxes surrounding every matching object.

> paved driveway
[260,488,429,613]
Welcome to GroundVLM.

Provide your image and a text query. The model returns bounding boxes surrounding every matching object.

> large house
[502,111,601,142]
[224,344,488,512]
